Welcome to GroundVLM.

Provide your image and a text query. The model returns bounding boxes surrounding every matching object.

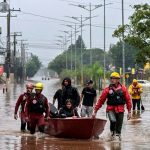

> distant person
[61,77,80,108]
[79,80,97,117]
[53,85,64,110]
[25,82,50,134]
[128,79,143,118]
[92,72,132,141]
[14,83,34,132]
[59,99,79,118]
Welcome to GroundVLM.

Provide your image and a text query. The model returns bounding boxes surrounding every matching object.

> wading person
[79,80,97,117]
[128,79,143,118]
[25,82,50,134]
[61,77,80,109]
[59,99,79,118]
[14,83,34,132]
[92,72,132,141]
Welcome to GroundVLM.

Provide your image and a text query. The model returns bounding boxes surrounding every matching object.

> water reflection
[0,78,150,149]
[19,136,107,150]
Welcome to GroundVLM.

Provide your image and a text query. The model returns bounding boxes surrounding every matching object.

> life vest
[29,94,46,114]
[107,85,126,106]
[21,93,28,111]
[21,93,33,111]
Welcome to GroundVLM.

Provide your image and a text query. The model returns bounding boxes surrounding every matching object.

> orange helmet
[26,83,34,89]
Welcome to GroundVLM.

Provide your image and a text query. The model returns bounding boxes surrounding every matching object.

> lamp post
[103,0,106,87]
[66,16,89,85]
[61,23,80,85]
[122,0,125,85]
[56,34,70,70]
[70,3,103,66]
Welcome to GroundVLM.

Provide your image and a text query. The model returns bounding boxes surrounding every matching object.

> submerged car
[137,80,150,87]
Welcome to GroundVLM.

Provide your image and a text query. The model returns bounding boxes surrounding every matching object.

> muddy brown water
[0,77,150,150]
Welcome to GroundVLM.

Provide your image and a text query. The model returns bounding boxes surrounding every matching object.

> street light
[70,3,103,65]
[56,34,70,69]
[122,0,125,85]
[66,16,90,85]
[61,23,80,85]
[61,23,80,71]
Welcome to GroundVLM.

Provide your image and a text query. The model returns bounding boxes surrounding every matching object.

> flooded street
[0,78,150,150]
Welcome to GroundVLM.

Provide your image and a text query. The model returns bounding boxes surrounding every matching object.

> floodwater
[0,77,150,150]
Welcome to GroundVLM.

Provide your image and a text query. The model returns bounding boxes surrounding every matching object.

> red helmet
[26,83,34,89]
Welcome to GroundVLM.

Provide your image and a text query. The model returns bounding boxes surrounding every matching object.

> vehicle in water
[137,80,150,87]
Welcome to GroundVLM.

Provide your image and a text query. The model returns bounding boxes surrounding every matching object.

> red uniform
[94,83,132,136]
[95,83,132,113]
[25,93,50,134]
[14,92,31,131]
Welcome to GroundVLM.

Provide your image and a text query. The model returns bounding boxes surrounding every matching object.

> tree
[113,4,150,65]
[48,35,86,74]
[108,42,139,71]
[26,55,41,77]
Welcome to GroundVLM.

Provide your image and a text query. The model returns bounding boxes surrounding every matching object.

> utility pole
[55,35,69,70]
[61,23,80,73]
[74,24,77,84]
[11,32,22,79]
[70,29,73,70]
[20,40,27,81]
[103,0,106,87]
[66,16,89,85]
[80,15,83,85]
[122,0,125,85]
[0,1,20,81]
[6,9,10,79]
[65,35,68,70]
[89,3,92,66]
[70,3,103,66]
[11,32,22,65]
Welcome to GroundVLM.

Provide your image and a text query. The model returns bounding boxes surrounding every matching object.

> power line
[21,11,78,24]
[57,0,86,5]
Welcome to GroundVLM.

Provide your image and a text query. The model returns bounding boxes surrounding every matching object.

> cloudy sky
[0,0,149,66]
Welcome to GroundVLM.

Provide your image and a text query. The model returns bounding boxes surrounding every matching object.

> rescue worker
[92,72,132,141]
[14,83,34,132]
[61,77,80,109]
[79,80,97,117]
[25,82,50,134]
[59,99,79,118]
[128,79,143,118]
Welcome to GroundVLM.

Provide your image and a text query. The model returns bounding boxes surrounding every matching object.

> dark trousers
[132,99,141,110]
[21,120,30,131]
[108,111,124,135]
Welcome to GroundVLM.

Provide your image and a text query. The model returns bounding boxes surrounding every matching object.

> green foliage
[60,69,76,79]
[113,4,150,65]
[26,55,41,77]
[48,53,66,74]
[108,42,139,70]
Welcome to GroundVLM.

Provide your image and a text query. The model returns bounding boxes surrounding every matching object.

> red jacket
[14,93,29,114]
[25,93,50,118]
[94,83,132,113]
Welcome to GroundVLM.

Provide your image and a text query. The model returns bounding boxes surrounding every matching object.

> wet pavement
[0,77,150,150]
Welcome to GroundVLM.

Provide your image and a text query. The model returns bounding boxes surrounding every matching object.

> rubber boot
[132,110,136,118]
[136,110,141,118]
